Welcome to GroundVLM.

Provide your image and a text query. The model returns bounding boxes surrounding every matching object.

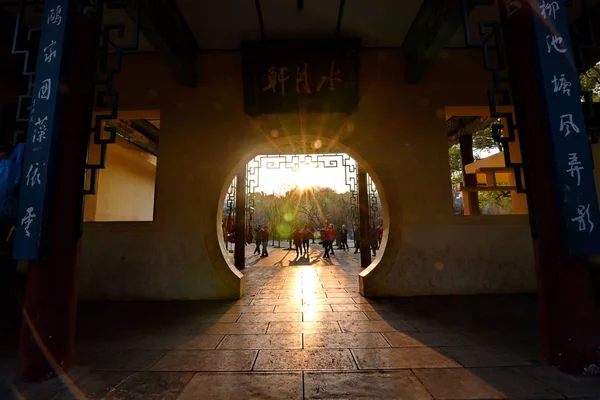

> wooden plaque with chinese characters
[241,38,360,115]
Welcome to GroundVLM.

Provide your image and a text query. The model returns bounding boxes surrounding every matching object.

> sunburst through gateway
[222,153,383,259]
[252,153,351,195]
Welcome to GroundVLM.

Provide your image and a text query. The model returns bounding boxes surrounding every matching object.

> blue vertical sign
[532,0,600,257]
[13,0,71,260]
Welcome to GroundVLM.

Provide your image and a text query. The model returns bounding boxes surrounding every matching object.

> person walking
[370,225,378,257]
[340,224,349,251]
[293,228,302,257]
[261,226,270,257]
[253,225,262,255]
[377,224,384,249]
[324,224,336,258]
[353,224,360,254]
[320,224,329,258]
[301,225,311,256]
[328,224,336,256]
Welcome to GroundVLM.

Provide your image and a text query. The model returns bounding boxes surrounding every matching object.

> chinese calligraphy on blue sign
[13,0,71,260]
[532,0,600,257]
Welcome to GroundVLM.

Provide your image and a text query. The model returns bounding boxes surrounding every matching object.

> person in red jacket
[300,225,311,255]
[292,228,302,257]
[324,224,336,258]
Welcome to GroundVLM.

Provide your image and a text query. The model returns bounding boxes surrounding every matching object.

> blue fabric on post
[0,143,25,223]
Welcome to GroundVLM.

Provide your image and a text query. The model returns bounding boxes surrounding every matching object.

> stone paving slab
[217,334,302,350]
[78,350,167,371]
[254,349,356,371]
[304,371,433,399]
[274,304,333,313]
[177,372,303,400]
[150,350,258,372]
[237,312,302,322]
[303,332,391,349]
[352,347,460,369]
[267,321,342,334]
[383,331,477,348]
[339,319,418,333]
[441,345,541,368]
[134,333,225,350]
[413,367,564,400]
[102,371,194,400]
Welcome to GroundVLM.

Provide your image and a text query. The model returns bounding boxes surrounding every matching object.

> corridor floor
[3,244,600,399]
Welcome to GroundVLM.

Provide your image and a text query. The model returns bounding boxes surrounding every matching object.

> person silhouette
[261,226,270,257]
[353,224,360,254]
[293,227,302,257]
[301,225,311,255]
[254,225,262,255]
[370,225,378,257]
[340,224,349,251]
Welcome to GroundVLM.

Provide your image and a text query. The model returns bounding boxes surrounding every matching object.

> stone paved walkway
[2,243,600,399]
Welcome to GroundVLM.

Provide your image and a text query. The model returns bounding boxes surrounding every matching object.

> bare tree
[238,187,361,248]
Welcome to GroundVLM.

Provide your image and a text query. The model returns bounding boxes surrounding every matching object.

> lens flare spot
[283,212,294,222]
[312,140,322,149]
[434,262,444,271]
[270,129,280,138]
[277,223,291,238]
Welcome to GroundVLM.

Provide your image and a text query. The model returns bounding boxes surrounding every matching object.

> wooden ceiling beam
[402,0,473,84]
[570,1,600,70]
[126,0,200,87]
[447,116,493,145]
[130,119,159,144]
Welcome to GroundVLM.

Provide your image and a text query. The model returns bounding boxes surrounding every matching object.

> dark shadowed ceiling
[174,0,425,49]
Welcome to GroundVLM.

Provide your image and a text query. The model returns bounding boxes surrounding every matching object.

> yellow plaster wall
[84,137,156,222]
[80,50,536,300]
[95,138,156,221]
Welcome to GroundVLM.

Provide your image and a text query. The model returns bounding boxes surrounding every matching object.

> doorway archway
[216,138,389,296]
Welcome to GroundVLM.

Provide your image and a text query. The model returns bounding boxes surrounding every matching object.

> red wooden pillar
[459,134,480,215]
[17,2,102,381]
[500,1,599,373]
[234,168,246,270]
[357,165,371,268]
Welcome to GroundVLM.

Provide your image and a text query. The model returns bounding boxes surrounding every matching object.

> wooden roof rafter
[447,115,493,145]
[126,0,200,87]
[402,0,474,84]
[130,119,159,144]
